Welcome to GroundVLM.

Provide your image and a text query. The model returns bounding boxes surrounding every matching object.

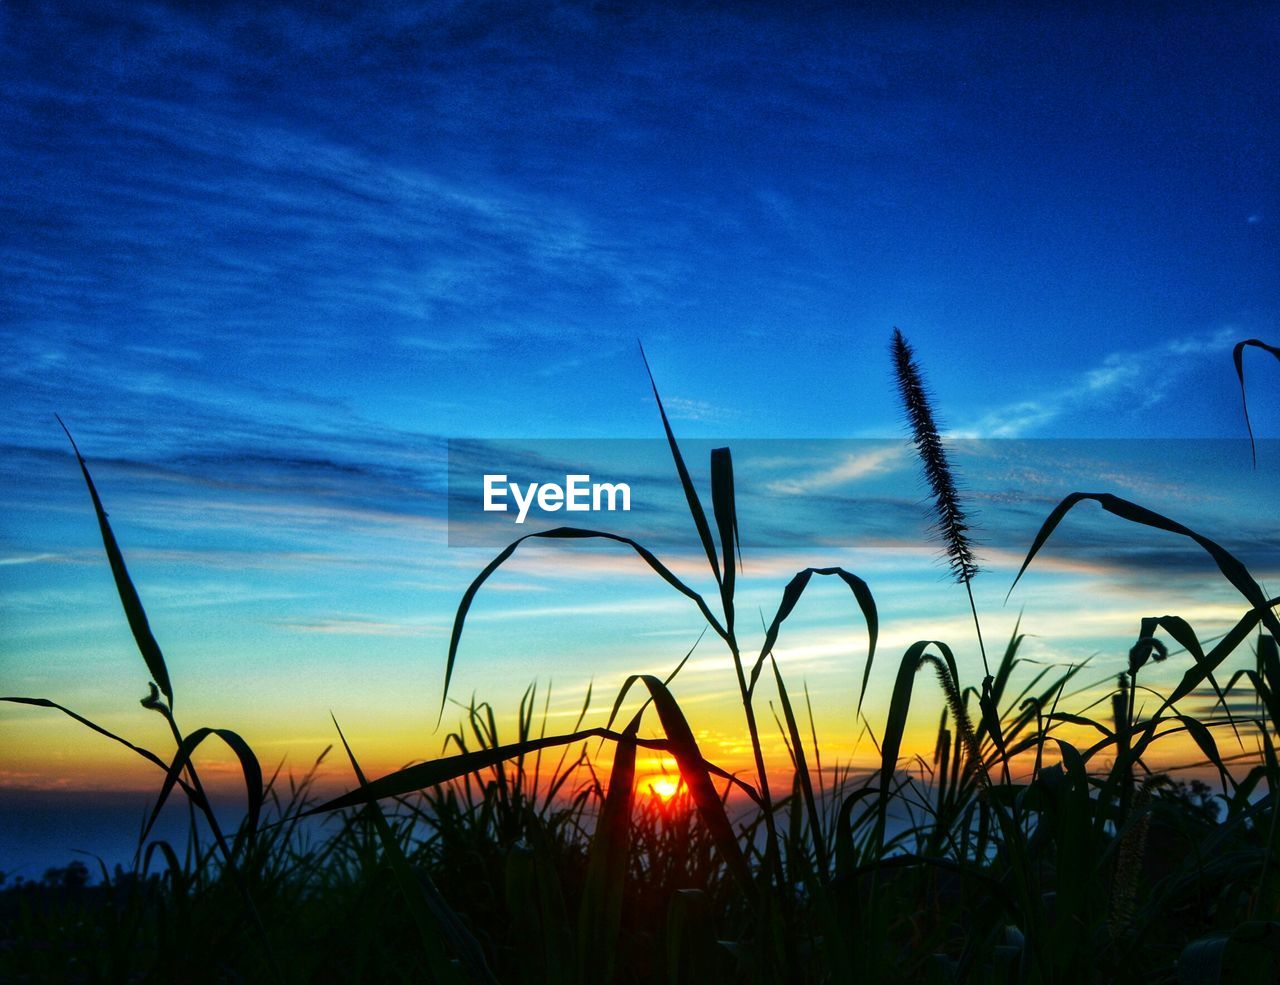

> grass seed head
[891,328,979,586]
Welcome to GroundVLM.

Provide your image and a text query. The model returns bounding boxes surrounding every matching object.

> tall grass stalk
[890,328,987,677]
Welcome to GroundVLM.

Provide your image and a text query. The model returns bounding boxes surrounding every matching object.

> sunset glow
[646,776,682,801]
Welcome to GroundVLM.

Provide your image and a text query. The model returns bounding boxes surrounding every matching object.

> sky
[1,2,1278,872]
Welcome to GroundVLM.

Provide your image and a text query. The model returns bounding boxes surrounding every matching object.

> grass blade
[1137,614,1241,743]
[877,641,961,844]
[443,526,727,718]
[665,889,719,984]
[576,720,638,985]
[1233,338,1280,466]
[751,567,878,712]
[606,674,753,890]
[56,416,174,705]
[2,695,172,774]
[301,726,759,818]
[1158,597,1280,712]
[140,726,263,850]
[769,654,828,878]
[1007,492,1280,639]
[638,342,722,587]
[710,446,740,630]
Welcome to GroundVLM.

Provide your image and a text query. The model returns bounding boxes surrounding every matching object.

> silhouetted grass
[6,337,1280,982]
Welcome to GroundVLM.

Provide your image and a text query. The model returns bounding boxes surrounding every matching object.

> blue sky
[3,2,1276,450]
[2,1,1279,831]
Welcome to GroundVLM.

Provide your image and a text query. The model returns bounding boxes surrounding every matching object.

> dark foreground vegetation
[6,337,1280,983]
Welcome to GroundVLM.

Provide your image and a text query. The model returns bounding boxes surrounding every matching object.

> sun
[646,776,681,801]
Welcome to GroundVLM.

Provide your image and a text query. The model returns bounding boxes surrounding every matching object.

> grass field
[5,339,1280,983]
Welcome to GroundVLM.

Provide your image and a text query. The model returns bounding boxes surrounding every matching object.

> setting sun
[646,776,681,801]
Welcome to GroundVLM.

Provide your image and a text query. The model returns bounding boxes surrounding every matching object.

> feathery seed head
[891,328,980,585]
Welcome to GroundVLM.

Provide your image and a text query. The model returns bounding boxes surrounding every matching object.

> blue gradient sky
[2,2,1279,821]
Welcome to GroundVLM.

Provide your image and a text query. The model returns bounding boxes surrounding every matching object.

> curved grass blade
[141,726,263,849]
[1007,492,1280,639]
[750,567,878,712]
[443,526,727,719]
[1224,670,1280,734]
[1158,597,1280,713]
[834,785,879,875]
[56,416,173,705]
[2,695,172,773]
[605,673,753,890]
[1233,338,1280,466]
[300,726,759,818]
[1137,614,1240,743]
[638,342,722,587]
[1079,717,1236,808]
[1173,714,1234,791]
[876,640,961,844]
[1044,712,1114,739]
[141,839,185,891]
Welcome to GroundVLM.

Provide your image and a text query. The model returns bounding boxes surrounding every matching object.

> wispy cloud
[273,616,445,638]
[766,445,909,495]
[0,553,60,566]
[952,328,1241,438]
[661,396,738,425]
